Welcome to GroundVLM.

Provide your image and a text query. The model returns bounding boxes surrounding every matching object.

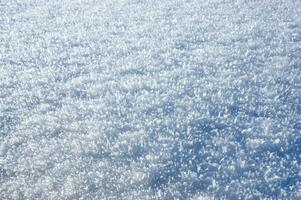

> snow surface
[0,0,300,199]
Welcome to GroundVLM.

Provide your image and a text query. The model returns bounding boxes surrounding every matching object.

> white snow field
[0,0,301,199]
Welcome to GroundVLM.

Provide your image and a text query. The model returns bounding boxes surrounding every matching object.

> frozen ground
[0,0,300,199]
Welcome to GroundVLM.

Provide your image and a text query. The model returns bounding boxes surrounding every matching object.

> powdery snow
[0,0,300,199]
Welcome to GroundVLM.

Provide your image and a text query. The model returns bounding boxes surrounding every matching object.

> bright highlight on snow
[0,0,300,199]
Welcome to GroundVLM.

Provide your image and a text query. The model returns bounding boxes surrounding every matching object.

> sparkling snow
[0,0,300,199]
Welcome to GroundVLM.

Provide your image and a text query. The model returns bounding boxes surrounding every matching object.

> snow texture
[0,0,301,199]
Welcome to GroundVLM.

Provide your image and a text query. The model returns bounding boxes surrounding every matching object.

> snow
[0,0,300,199]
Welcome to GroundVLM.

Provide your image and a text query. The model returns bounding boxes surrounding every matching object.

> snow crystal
[0,0,300,199]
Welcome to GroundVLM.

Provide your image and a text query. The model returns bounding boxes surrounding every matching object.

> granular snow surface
[0,0,301,199]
